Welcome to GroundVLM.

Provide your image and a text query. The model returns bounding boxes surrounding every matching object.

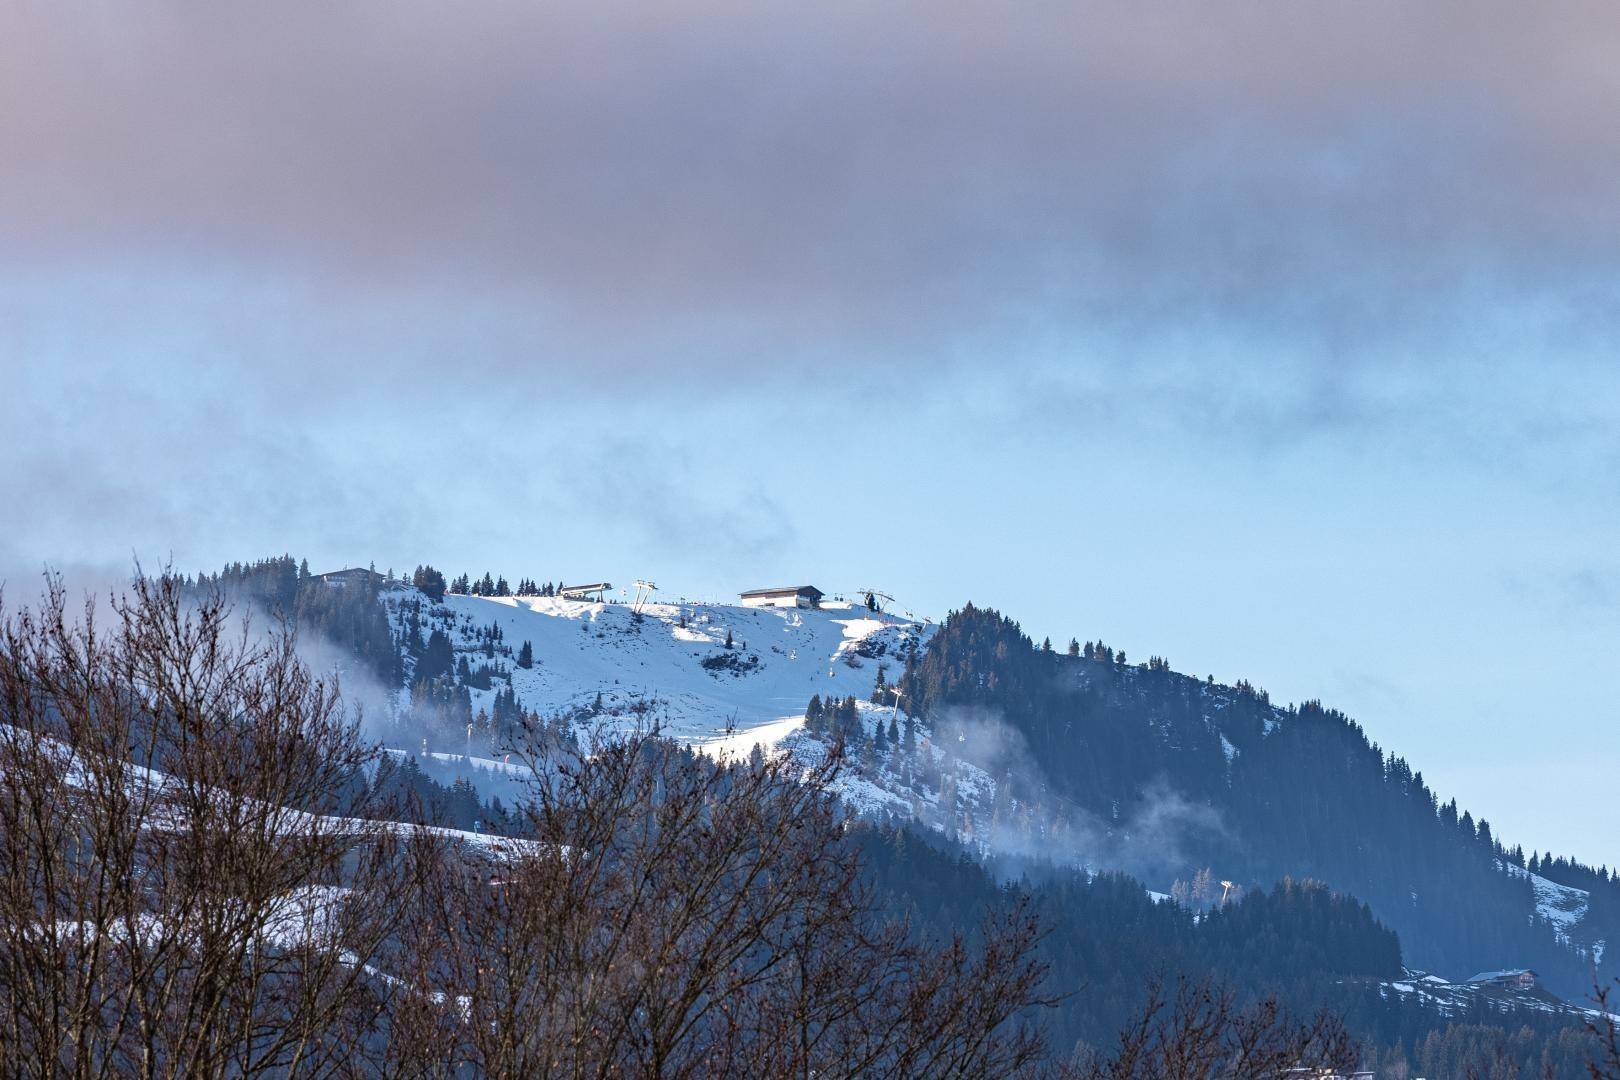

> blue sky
[3,2,1618,866]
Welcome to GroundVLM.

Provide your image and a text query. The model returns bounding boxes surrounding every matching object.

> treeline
[359,562,582,603]
[1530,850,1620,894]
[1386,1022,1608,1080]
[447,573,570,598]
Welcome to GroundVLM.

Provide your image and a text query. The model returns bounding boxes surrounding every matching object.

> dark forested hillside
[899,604,1619,999]
[196,556,404,686]
[856,821,1602,1077]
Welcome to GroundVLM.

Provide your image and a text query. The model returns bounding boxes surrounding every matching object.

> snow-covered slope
[1501,860,1590,943]
[1497,859,1605,963]
[388,590,928,753]
[380,588,998,836]
[1383,968,1613,1021]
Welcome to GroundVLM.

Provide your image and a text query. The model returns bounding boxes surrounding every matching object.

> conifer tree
[840,697,862,746]
[805,694,824,734]
[412,565,447,602]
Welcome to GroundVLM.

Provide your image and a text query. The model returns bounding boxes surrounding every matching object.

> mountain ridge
[198,558,1618,1004]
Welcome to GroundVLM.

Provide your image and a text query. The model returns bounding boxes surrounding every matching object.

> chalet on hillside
[560,582,611,602]
[1466,968,1538,991]
[318,567,383,589]
[739,585,824,609]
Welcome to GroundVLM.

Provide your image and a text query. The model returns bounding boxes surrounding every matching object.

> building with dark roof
[317,567,384,588]
[738,585,824,609]
[1466,968,1538,990]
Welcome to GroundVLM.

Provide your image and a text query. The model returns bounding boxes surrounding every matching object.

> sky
[2,2,1617,865]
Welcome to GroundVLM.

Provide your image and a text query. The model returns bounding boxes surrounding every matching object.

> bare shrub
[1071,976,1354,1079]
[0,574,417,1077]
[1590,978,1620,1079]
[0,576,1054,1078]
[387,727,1052,1078]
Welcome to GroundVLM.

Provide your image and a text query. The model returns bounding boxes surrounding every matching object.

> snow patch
[1500,860,1589,943]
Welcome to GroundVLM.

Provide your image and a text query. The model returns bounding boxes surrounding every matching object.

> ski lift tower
[856,587,895,615]
[631,580,658,614]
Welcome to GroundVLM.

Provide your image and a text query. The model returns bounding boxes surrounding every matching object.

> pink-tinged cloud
[3,1,1619,371]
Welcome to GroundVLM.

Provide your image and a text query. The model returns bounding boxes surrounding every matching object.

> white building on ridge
[738,585,824,609]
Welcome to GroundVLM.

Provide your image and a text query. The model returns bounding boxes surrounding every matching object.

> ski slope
[390,590,928,755]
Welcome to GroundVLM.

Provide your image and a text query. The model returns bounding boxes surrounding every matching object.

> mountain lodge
[739,585,824,609]
[318,567,383,588]
[1466,968,1538,991]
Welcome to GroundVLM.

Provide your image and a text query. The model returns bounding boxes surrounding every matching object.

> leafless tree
[1589,978,1620,1079]
[1070,976,1355,1079]
[0,573,422,1078]
[0,574,1055,1077]
[386,726,1052,1078]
